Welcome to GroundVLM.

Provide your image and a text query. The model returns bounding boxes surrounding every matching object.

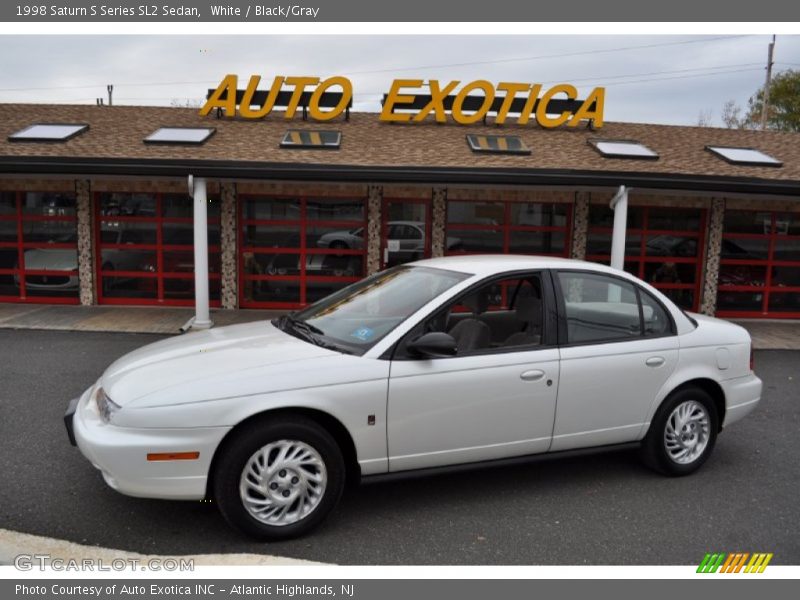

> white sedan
[65,255,762,540]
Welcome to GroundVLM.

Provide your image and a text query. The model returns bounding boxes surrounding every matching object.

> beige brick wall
[446,188,574,203]
[0,179,75,192]
[91,179,219,194]
[236,181,367,197]
[589,191,711,209]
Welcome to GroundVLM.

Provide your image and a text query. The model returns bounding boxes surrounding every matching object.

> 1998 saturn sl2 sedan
[65,255,762,540]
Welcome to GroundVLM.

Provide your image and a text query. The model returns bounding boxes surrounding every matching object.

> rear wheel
[640,387,719,476]
[213,416,345,540]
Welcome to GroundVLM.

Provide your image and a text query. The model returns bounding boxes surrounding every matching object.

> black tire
[640,386,719,476]
[329,240,348,250]
[213,416,345,540]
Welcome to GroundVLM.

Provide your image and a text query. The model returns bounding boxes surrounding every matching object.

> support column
[191,177,212,329]
[75,179,95,306]
[431,187,447,258]
[700,197,725,316]
[366,185,383,275]
[609,186,629,271]
[570,191,590,260]
[219,182,238,309]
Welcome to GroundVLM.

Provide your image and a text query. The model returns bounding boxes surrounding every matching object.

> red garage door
[716,210,800,318]
[239,195,367,309]
[0,191,79,304]
[95,192,221,306]
[445,199,572,257]
[587,205,706,311]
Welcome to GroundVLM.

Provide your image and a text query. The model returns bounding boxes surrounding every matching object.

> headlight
[96,387,121,423]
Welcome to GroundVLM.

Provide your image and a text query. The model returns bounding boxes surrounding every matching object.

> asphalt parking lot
[0,329,798,565]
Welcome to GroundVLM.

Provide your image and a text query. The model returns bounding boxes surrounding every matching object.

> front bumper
[66,384,231,500]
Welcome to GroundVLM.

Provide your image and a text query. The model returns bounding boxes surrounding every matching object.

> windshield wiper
[275,315,352,354]
[287,315,325,336]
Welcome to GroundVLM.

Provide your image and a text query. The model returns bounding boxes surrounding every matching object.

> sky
[1,34,799,127]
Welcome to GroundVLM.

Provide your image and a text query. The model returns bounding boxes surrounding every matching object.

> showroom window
[586,205,706,311]
[239,195,367,309]
[0,191,79,304]
[716,210,800,318]
[445,200,571,256]
[381,198,431,268]
[94,192,221,306]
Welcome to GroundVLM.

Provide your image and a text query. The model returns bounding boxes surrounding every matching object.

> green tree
[745,69,800,131]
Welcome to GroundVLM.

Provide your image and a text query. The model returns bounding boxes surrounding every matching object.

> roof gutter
[1,156,799,196]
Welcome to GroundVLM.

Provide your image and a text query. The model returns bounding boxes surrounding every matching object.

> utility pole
[760,35,776,130]
[107,84,114,107]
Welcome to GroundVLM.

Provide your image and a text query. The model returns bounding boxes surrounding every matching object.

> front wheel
[213,416,345,540]
[640,387,719,476]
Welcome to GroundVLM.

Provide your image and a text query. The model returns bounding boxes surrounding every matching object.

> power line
[0,35,754,94]
[53,67,767,104]
[339,35,753,76]
[350,65,766,97]
[575,67,763,89]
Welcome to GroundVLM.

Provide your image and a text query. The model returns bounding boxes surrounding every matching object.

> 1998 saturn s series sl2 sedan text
[65,256,762,540]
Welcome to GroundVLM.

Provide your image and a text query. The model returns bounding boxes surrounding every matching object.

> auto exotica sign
[200,75,605,128]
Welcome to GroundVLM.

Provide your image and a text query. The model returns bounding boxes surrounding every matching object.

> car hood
[23,248,78,271]
[101,321,336,408]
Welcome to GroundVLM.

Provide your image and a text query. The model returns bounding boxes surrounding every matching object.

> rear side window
[558,271,641,343]
[640,289,671,336]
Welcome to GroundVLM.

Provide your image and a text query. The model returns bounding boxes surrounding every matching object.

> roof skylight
[466,134,531,155]
[706,146,782,167]
[9,123,88,142]
[280,130,342,149]
[589,139,659,160]
[144,127,216,145]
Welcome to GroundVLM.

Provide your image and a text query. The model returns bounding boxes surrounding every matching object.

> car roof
[410,254,623,277]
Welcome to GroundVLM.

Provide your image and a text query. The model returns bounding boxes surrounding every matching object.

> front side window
[558,271,641,343]
[401,273,546,357]
[289,266,469,355]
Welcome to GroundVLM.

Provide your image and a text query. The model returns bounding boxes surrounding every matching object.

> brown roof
[1,103,800,190]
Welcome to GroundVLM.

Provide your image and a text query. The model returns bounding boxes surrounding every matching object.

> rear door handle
[520,369,545,381]
[646,356,665,367]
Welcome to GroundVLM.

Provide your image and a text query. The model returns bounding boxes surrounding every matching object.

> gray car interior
[441,278,544,354]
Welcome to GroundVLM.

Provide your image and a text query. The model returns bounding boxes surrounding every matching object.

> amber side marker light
[147,452,200,461]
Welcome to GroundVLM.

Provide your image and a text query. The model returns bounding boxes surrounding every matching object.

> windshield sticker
[350,327,375,342]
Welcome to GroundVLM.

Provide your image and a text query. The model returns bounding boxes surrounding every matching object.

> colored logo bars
[697,552,773,573]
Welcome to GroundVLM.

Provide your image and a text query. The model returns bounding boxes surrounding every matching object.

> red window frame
[717,209,800,319]
[0,190,79,305]
[586,205,707,312]
[94,192,221,307]
[381,197,432,268]
[444,199,573,257]
[239,195,368,309]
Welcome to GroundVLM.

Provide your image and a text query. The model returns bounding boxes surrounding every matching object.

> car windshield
[281,265,469,355]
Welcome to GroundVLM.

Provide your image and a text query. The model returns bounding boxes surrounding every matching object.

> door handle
[645,356,666,367]
[520,369,545,381]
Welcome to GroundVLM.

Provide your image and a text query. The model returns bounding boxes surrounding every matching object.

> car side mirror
[407,332,458,358]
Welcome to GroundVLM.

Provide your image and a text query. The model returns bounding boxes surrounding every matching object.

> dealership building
[1,96,799,320]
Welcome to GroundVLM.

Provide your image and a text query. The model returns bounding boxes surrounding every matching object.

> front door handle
[520,369,545,381]
[645,356,666,367]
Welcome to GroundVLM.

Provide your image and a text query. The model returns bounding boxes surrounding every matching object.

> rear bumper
[70,384,230,500]
[721,372,763,428]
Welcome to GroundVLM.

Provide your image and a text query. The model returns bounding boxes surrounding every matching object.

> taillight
[750,347,755,371]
